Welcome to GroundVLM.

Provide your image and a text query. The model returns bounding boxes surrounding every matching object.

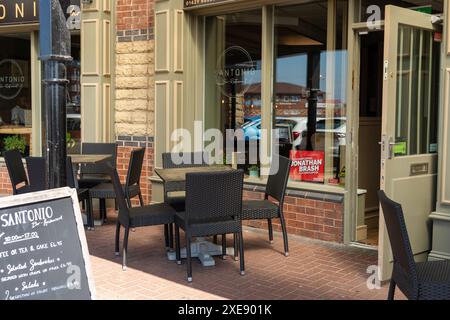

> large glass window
[205,10,262,171]
[0,34,32,157]
[204,2,349,184]
[274,1,348,186]
[67,34,81,154]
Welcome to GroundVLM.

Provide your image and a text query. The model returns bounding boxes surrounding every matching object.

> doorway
[354,30,384,247]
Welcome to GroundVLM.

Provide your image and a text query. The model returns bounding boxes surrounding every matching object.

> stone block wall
[115,0,155,204]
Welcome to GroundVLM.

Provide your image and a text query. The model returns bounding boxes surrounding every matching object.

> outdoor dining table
[69,154,112,227]
[155,165,237,267]
[69,154,112,165]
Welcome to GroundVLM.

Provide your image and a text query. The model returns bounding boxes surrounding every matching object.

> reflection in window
[274,1,348,185]
[395,25,439,156]
[0,34,32,157]
[205,10,262,172]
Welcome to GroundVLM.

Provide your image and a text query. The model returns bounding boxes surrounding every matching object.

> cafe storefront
[0,0,114,159]
[153,0,450,280]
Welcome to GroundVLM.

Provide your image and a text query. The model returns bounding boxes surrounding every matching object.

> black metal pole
[42,59,71,188]
[40,0,72,189]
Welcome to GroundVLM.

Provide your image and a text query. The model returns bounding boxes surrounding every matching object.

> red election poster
[289,150,325,183]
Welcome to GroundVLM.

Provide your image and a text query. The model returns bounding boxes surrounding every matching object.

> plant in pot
[3,135,27,156]
[66,132,76,149]
[248,164,260,178]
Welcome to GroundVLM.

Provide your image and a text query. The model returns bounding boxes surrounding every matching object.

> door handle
[380,136,395,160]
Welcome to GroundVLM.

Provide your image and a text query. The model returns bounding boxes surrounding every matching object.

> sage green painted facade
[152,0,450,268]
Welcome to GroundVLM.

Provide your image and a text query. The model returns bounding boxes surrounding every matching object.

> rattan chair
[378,190,450,300]
[109,166,176,270]
[67,156,94,229]
[25,157,47,192]
[161,151,209,248]
[78,142,117,188]
[241,155,291,256]
[4,149,32,195]
[89,147,145,221]
[174,170,245,282]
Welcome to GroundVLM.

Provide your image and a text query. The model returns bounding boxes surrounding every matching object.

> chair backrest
[125,148,145,188]
[66,156,79,189]
[80,142,117,175]
[265,155,291,204]
[378,190,418,282]
[4,149,28,194]
[109,166,130,225]
[25,157,46,192]
[185,170,243,223]
[162,152,208,169]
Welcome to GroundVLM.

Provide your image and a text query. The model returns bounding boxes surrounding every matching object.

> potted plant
[66,132,76,149]
[3,135,27,155]
[338,166,346,186]
[248,164,260,178]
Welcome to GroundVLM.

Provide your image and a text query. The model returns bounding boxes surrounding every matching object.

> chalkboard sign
[0,187,95,300]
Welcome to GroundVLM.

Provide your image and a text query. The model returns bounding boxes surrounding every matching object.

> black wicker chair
[4,149,32,195]
[67,156,94,229]
[162,151,209,211]
[109,166,176,270]
[241,155,291,256]
[378,190,450,300]
[78,142,117,188]
[174,170,245,282]
[25,157,47,192]
[89,147,146,221]
[161,151,209,248]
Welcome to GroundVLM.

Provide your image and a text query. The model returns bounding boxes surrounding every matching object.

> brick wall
[117,0,154,41]
[0,161,13,196]
[243,186,344,243]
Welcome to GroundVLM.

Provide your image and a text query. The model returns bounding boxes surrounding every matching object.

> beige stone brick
[116,76,149,89]
[117,53,151,65]
[116,41,153,54]
[116,89,149,100]
[117,64,150,76]
[115,123,148,136]
[115,110,148,126]
[115,99,148,111]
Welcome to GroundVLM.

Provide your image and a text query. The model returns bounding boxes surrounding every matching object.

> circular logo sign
[216,46,257,99]
[0,59,25,100]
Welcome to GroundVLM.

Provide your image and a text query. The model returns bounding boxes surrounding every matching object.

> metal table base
[167,238,235,267]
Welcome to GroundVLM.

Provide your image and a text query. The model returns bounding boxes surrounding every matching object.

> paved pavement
[86,213,405,300]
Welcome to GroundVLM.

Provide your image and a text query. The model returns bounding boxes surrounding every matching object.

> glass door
[378,5,440,281]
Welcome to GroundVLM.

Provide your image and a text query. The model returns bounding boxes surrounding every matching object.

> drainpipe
[40,0,72,189]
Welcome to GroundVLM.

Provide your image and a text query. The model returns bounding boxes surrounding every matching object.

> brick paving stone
[85,215,405,300]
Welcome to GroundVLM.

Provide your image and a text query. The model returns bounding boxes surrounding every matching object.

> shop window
[67,34,81,154]
[274,1,348,186]
[205,10,262,172]
[0,34,32,157]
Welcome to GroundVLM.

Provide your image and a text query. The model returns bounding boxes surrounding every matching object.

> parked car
[241,116,307,148]
[299,117,347,154]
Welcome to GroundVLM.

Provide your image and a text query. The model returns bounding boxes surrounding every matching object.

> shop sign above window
[0,0,80,29]
[184,0,232,9]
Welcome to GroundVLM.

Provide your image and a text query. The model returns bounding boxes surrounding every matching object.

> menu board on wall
[0,188,95,300]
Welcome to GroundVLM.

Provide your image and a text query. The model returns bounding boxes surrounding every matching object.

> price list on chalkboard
[0,195,93,300]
